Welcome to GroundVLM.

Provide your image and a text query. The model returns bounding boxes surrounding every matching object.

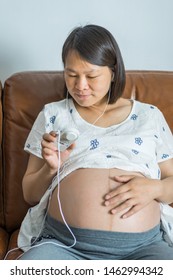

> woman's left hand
[104,175,161,218]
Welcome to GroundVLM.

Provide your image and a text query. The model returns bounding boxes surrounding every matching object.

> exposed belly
[48,168,160,232]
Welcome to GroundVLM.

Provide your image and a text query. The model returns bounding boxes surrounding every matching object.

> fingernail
[105,201,109,206]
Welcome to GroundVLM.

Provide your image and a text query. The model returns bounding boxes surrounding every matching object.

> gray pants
[19,215,173,260]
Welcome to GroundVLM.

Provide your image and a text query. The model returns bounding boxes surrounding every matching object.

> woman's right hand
[41,131,75,174]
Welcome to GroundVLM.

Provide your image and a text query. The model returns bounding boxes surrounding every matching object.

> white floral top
[18,98,173,251]
[24,98,173,180]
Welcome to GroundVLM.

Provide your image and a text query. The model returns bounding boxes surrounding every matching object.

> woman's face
[64,50,112,107]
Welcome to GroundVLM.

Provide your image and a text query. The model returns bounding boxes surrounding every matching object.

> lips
[76,93,91,100]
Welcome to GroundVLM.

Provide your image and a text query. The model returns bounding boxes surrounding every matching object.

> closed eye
[66,74,99,79]
[87,76,98,79]
[87,75,101,79]
[68,74,77,77]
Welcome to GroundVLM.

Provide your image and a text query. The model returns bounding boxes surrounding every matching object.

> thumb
[62,143,76,158]
[67,142,76,153]
[114,175,134,183]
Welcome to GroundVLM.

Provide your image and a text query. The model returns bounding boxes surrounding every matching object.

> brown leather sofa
[0,70,173,260]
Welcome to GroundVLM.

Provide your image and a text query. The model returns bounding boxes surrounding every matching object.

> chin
[73,95,94,106]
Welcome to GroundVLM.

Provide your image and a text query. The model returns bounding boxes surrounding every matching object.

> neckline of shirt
[68,98,136,131]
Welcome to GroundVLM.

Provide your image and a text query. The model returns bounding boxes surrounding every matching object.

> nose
[75,76,89,91]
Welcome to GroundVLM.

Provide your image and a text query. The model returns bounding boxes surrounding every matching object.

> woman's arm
[22,154,57,205]
[156,158,173,204]
[22,131,74,205]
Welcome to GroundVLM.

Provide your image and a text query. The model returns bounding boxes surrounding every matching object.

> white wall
[0,0,173,84]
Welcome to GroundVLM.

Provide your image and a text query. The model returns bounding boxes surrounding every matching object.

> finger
[50,131,58,137]
[42,147,58,157]
[105,184,130,200]
[114,175,134,183]
[66,143,76,152]
[121,204,142,219]
[43,132,57,142]
[105,190,132,207]
[110,198,134,214]
[58,143,76,163]
[41,139,57,150]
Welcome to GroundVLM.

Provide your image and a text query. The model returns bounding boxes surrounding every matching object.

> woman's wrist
[43,163,58,177]
[154,179,165,202]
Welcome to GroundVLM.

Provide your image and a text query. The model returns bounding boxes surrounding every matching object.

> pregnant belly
[48,168,160,232]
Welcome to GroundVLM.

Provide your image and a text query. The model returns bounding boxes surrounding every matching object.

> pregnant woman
[18,24,173,260]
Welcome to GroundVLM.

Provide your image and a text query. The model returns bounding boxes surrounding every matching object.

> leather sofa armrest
[5,229,23,260]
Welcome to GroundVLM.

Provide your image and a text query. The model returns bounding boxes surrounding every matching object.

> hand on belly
[104,174,161,219]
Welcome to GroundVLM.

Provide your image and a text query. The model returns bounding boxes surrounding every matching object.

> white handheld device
[57,128,79,152]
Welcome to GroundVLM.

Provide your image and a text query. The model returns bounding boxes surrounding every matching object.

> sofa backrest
[2,70,173,233]
[2,71,65,232]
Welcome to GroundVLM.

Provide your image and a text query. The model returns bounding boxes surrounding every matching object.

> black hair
[62,24,126,103]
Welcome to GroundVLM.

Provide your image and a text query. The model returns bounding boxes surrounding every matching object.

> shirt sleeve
[24,104,56,158]
[155,108,173,163]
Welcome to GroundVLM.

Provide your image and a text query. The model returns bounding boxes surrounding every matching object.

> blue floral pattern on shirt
[135,137,143,145]
[50,116,56,124]
[131,114,138,120]
[132,149,139,154]
[90,139,99,150]
[162,154,169,159]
